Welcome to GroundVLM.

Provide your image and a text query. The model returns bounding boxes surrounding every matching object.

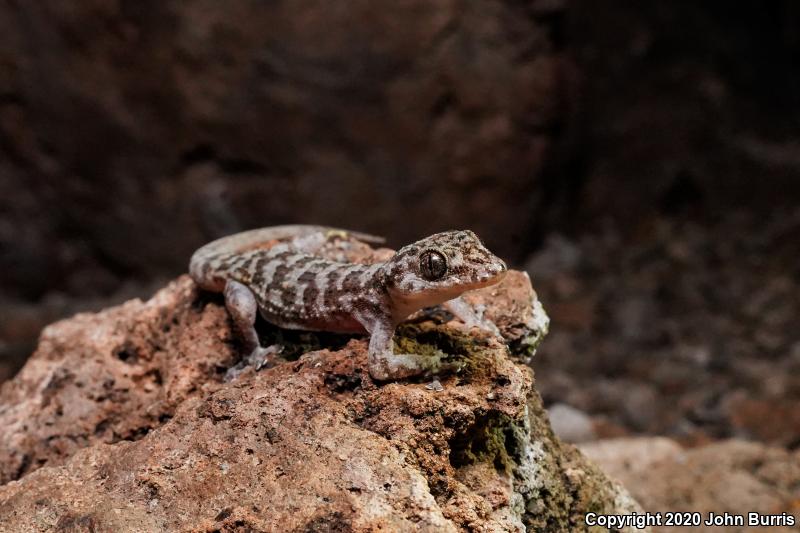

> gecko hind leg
[223,280,277,379]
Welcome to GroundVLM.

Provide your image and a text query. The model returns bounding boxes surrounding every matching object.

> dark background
[2,1,799,447]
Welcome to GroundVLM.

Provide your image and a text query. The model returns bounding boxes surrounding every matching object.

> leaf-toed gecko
[189,225,507,381]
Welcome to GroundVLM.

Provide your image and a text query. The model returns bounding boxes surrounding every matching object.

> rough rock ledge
[0,264,642,531]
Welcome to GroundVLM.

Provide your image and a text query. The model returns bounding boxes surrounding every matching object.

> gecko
[189,225,507,381]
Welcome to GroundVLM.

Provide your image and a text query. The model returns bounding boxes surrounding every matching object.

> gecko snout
[476,259,507,284]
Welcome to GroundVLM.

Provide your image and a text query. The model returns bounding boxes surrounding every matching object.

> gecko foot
[224,345,282,381]
[368,351,462,382]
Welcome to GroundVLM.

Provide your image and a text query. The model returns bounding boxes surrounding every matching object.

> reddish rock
[0,267,643,531]
[724,392,800,448]
[0,278,237,485]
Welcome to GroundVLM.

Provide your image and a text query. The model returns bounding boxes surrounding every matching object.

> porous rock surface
[0,266,642,531]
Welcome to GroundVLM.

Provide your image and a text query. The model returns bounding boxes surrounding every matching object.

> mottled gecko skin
[190,225,507,380]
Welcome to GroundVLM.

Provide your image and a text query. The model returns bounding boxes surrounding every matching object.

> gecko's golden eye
[419,250,447,281]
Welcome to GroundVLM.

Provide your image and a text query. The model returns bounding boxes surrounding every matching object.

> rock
[571,2,800,226]
[460,270,550,365]
[0,264,644,531]
[530,210,800,446]
[0,0,564,306]
[0,277,236,486]
[547,403,596,443]
[579,437,684,482]
[620,382,659,432]
[581,437,800,533]
[723,390,800,448]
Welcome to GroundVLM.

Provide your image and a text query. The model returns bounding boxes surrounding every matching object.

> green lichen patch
[394,322,499,379]
[448,413,517,476]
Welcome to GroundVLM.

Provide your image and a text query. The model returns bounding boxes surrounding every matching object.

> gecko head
[383,230,507,310]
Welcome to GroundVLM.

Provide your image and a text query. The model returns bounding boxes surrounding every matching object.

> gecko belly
[257,307,367,334]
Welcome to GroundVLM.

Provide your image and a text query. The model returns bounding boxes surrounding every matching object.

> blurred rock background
[1,0,799,458]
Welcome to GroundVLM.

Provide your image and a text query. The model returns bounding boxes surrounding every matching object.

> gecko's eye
[419,250,447,281]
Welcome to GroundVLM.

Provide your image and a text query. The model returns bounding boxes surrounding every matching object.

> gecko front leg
[359,313,457,381]
[223,280,277,375]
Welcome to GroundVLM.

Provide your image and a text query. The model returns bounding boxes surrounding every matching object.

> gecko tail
[189,225,385,288]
